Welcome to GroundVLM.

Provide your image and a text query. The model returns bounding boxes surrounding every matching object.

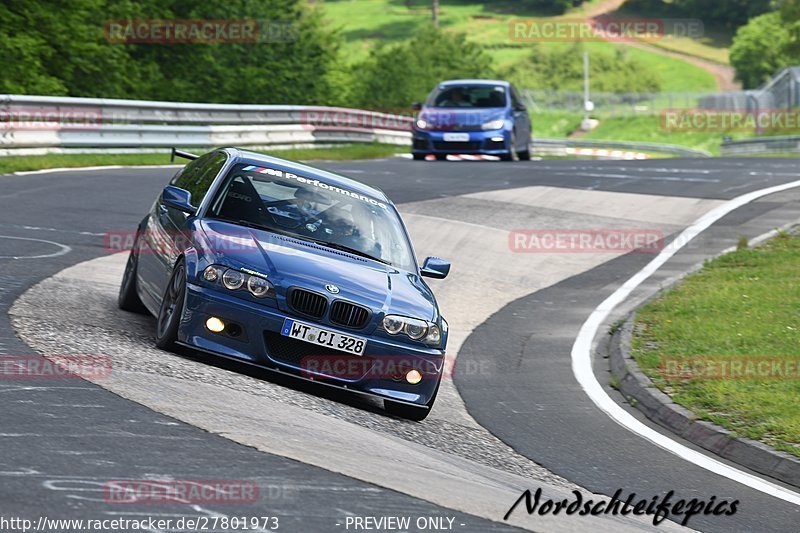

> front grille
[330,301,370,329]
[264,332,374,380]
[428,122,483,132]
[432,141,481,151]
[412,138,429,150]
[288,288,327,319]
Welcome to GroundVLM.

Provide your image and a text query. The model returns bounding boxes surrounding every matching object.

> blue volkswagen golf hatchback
[119,148,451,420]
[411,79,532,161]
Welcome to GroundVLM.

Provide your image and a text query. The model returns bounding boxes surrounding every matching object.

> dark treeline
[0,0,340,104]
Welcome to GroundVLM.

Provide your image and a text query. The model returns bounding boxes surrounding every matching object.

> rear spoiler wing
[171,148,199,162]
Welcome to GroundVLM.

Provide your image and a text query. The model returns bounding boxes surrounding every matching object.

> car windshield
[208,163,416,271]
[426,85,507,108]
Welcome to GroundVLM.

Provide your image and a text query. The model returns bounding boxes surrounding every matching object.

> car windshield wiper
[308,239,392,265]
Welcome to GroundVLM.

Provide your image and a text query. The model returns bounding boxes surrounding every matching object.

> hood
[419,107,506,131]
[199,220,438,321]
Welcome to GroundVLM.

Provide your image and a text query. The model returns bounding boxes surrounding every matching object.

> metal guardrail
[0,94,415,126]
[0,94,711,158]
[0,95,413,156]
[721,135,800,156]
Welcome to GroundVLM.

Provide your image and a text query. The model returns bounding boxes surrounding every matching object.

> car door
[509,85,531,151]
[138,152,228,305]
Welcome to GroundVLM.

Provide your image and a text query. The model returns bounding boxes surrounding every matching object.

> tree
[350,29,495,111]
[730,12,793,89]
[502,44,662,93]
[0,0,343,104]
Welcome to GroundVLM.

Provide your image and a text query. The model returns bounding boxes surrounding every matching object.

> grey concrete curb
[608,317,800,488]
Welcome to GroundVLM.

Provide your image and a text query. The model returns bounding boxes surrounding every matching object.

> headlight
[425,324,441,345]
[204,265,276,300]
[416,119,428,129]
[247,275,274,298]
[222,269,245,290]
[403,319,428,340]
[203,265,220,282]
[382,314,441,345]
[481,119,505,130]
[382,315,405,335]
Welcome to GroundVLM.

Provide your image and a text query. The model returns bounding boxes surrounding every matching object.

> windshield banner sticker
[241,166,388,209]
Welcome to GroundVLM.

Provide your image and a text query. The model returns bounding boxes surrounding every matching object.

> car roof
[223,148,390,202]
[437,79,511,87]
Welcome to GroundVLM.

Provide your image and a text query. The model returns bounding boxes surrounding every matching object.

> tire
[501,132,520,161]
[155,259,187,351]
[518,149,531,161]
[384,378,440,421]
[435,153,448,161]
[118,236,147,314]
[412,153,426,161]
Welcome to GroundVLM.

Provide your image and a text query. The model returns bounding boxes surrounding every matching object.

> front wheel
[412,153,427,161]
[118,236,147,313]
[384,379,440,421]
[500,132,520,161]
[155,259,186,351]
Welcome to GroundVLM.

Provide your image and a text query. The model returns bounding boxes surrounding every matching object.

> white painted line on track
[9,164,181,177]
[571,179,800,506]
[0,235,72,259]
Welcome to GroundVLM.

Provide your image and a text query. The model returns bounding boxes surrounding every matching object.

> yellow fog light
[405,369,423,385]
[206,317,225,333]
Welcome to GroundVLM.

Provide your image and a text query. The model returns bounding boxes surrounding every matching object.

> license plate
[442,133,469,142]
[281,319,367,356]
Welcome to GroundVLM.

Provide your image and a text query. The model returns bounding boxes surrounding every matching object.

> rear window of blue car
[426,85,507,108]
[207,164,417,271]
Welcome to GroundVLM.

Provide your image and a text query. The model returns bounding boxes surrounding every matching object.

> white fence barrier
[1,94,712,158]
[0,95,413,156]
[721,135,800,156]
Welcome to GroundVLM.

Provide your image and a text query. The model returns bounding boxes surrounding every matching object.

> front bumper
[178,284,444,406]
[412,129,510,155]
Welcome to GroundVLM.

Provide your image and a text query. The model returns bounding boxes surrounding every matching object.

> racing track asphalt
[0,167,520,532]
[3,157,800,531]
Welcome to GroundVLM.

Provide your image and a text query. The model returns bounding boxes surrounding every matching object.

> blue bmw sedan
[411,79,532,161]
[118,148,450,420]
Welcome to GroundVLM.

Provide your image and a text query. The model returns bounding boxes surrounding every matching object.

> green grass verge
[533,111,584,138]
[0,144,407,174]
[318,0,718,92]
[632,231,800,457]
[581,115,769,155]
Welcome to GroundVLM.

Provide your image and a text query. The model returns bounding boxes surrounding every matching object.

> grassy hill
[317,0,718,92]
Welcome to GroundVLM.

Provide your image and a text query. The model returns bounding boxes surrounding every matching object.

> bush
[348,29,495,111]
[730,12,793,89]
[502,44,662,93]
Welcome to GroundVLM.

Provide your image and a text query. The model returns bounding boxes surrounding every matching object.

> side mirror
[162,186,197,215]
[411,102,423,111]
[420,257,450,279]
